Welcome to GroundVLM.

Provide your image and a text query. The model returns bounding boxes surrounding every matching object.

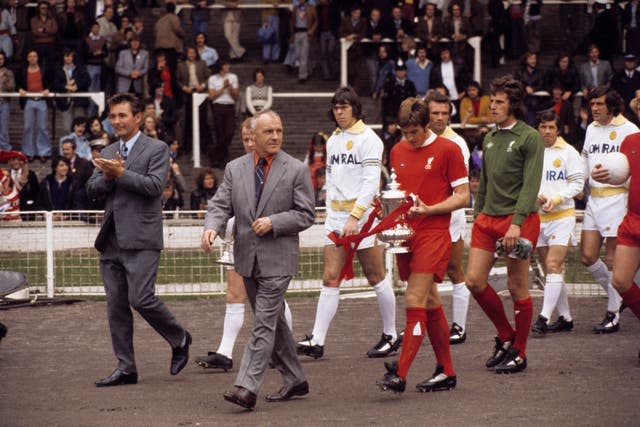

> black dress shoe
[0,322,7,342]
[265,381,309,402]
[171,330,192,375]
[95,369,138,387]
[194,351,232,371]
[224,386,257,410]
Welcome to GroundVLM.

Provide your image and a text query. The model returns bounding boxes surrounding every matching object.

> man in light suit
[202,110,315,410]
[87,93,191,387]
[115,34,149,97]
[579,44,613,99]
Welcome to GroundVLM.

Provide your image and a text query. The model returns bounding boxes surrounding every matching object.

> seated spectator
[258,6,280,64]
[195,31,219,72]
[303,132,327,191]
[190,167,217,211]
[460,81,491,126]
[87,116,111,141]
[371,44,395,99]
[59,117,91,161]
[88,137,107,166]
[0,51,14,152]
[161,179,183,211]
[4,150,39,214]
[0,168,20,221]
[314,167,326,207]
[38,156,84,213]
[549,52,580,102]
[141,112,168,142]
[60,137,93,189]
[115,34,148,97]
[245,67,273,116]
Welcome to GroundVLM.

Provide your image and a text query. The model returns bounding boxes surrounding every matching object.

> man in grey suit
[115,35,149,97]
[579,44,613,99]
[87,93,191,387]
[202,110,315,410]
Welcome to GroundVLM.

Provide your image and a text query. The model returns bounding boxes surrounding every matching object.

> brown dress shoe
[223,386,257,410]
[265,380,309,402]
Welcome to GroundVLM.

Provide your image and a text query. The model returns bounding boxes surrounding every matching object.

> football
[598,152,630,185]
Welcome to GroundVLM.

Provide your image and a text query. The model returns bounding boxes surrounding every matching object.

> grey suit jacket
[579,60,613,90]
[204,150,315,277]
[115,48,149,94]
[87,133,170,252]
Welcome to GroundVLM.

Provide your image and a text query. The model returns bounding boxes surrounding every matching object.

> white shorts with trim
[449,208,466,242]
[324,209,378,249]
[582,193,628,237]
[537,216,576,247]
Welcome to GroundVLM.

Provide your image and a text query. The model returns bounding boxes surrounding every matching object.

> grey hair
[250,110,281,130]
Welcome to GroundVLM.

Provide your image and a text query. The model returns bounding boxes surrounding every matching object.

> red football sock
[473,285,514,342]
[397,307,426,380]
[426,306,455,376]
[620,284,640,320]
[513,297,533,358]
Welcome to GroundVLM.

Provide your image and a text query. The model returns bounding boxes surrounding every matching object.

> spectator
[59,116,91,161]
[381,59,417,122]
[150,81,177,137]
[176,45,210,152]
[303,131,327,190]
[60,137,93,188]
[516,51,548,125]
[290,0,317,83]
[4,150,39,214]
[258,4,280,64]
[56,0,88,57]
[366,7,393,41]
[0,0,17,59]
[54,49,91,132]
[443,0,472,68]
[141,112,168,142]
[315,0,340,81]
[390,5,413,40]
[611,53,640,123]
[154,2,184,75]
[38,156,84,212]
[546,84,578,149]
[83,21,109,117]
[168,156,186,209]
[194,32,218,72]
[18,49,52,163]
[189,167,217,211]
[115,33,148,96]
[468,168,480,208]
[406,46,433,97]
[88,137,106,166]
[245,67,272,116]
[30,0,58,72]
[588,0,617,62]
[0,168,19,220]
[505,0,525,59]
[548,52,580,103]
[460,81,491,126]
[87,115,110,141]
[161,179,182,211]
[623,0,640,58]
[131,16,145,42]
[314,167,326,207]
[486,0,507,67]
[579,44,612,99]
[207,57,238,168]
[371,44,395,99]
[148,50,177,104]
[414,2,443,60]
[523,0,542,53]
[338,3,367,87]
[0,51,15,151]
[191,0,210,37]
[430,45,469,119]
[96,5,118,46]
[220,1,246,62]
[114,0,137,28]
[630,89,640,125]
[380,116,402,169]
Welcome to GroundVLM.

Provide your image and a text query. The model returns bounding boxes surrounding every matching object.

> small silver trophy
[216,217,235,266]
[377,170,415,253]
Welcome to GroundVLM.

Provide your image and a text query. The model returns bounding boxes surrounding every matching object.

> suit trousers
[235,267,305,394]
[99,232,185,373]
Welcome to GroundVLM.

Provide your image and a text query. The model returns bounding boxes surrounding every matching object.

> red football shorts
[396,228,451,282]
[471,212,540,252]
[617,212,640,248]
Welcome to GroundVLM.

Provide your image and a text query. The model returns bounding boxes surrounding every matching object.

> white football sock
[586,259,611,291]
[311,286,340,346]
[373,276,397,340]
[452,282,470,331]
[556,282,573,321]
[283,300,293,330]
[607,283,623,314]
[216,303,245,359]
[541,273,563,321]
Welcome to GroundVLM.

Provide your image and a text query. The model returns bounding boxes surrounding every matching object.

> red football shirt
[621,134,640,216]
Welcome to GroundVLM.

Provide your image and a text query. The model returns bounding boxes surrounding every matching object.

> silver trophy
[216,217,235,266]
[377,170,415,253]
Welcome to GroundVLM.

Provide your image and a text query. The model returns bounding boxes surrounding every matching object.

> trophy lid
[381,169,406,199]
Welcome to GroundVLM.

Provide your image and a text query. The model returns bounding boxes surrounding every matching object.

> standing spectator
[195,32,218,71]
[0,51,15,151]
[579,44,613,99]
[381,59,417,123]
[589,0,617,62]
[207,58,238,168]
[38,156,84,211]
[154,2,184,75]
[505,0,525,60]
[443,1,472,68]
[176,45,210,152]
[486,0,507,67]
[115,34,148,96]
[548,52,580,103]
[460,80,491,126]
[18,49,51,163]
[406,46,433,97]
[523,0,542,54]
[59,117,91,161]
[611,53,640,122]
[83,21,108,117]
[0,167,20,220]
[623,0,640,58]
[191,0,210,38]
[5,150,39,214]
[516,51,548,125]
[7,0,30,64]
[114,0,137,28]
[220,1,246,62]
[30,0,58,72]
[53,49,91,132]
[148,51,177,106]
[390,4,413,41]
[363,7,392,88]
[258,4,279,64]
[96,5,118,46]
[244,67,272,117]
[56,0,88,58]
[290,0,316,83]
[430,45,469,119]
[189,167,216,211]
[0,0,17,59]
[371,44,395,99]
[338,3,367,88]
[414,2,443,60]
[315,0,340,80]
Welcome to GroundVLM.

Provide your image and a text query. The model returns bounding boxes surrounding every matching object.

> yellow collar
[593,114,629,127]
[549,136,569,149]
[334,120,367,135]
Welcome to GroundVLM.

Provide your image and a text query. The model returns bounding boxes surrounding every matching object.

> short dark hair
[328,86,363,125]
[425,91,452,114]
[61,138,76,149]
[253,67,265,82]
[490,74,525,119]
[166,2,176,13]
[397,97,429,128]
[51,156,71,174]
[108,93,144,116]
[71,116,87,131]
[588,86,625,117]
[536,110,560,128]
[195,167,216,190]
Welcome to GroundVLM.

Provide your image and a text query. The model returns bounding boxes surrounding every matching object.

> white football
[599,152,630,185]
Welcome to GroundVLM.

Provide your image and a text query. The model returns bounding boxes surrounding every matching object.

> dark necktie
[255,157,266,204]
[121,143,128,159]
